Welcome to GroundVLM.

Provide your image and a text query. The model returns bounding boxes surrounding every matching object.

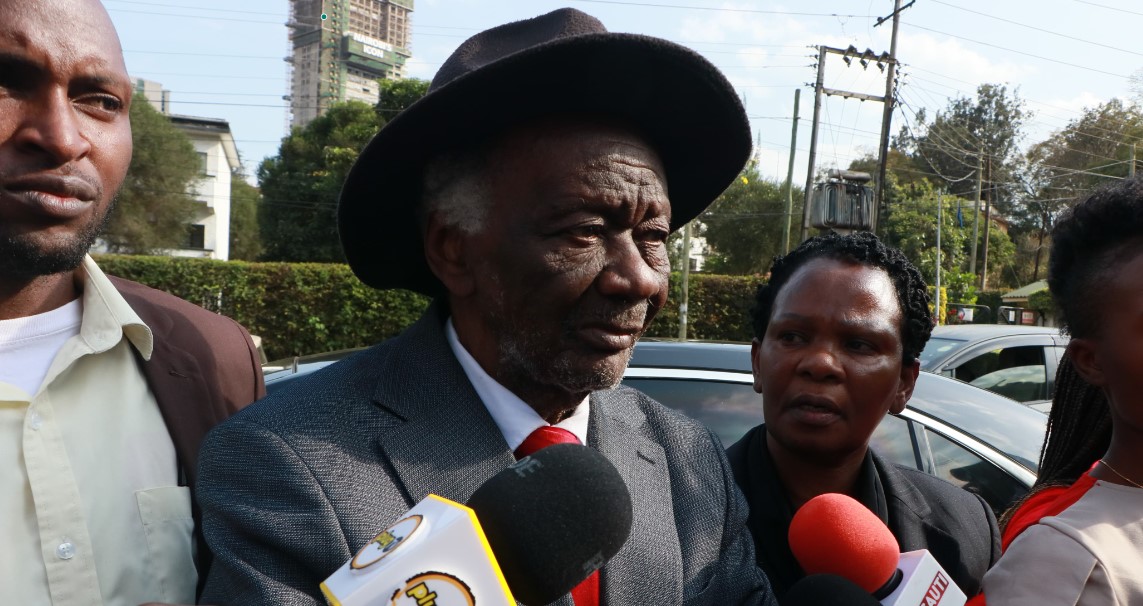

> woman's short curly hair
[1048,176,1143,339]
[751,231,933,362]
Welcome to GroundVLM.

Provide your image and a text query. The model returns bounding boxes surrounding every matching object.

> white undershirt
[0,299,83,397]
[445,318,590,450]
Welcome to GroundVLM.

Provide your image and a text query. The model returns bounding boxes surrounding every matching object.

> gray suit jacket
[197,305,776,605]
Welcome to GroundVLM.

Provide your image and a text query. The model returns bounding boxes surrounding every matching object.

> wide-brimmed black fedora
[339,7,751,294]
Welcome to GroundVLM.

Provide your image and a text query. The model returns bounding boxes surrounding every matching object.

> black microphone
[467,442,635,605]
[321,443,634,606]
[782,574,883,606]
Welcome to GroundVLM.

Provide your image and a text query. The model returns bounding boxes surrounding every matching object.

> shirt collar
[76,256,154,360]
[444,318,589,450]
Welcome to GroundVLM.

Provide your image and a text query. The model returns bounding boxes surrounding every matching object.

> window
[954,345,1048,401]
[620,378,762,446]
[186,224,206,250]
[926,430,1028,514]
[869,414,920,470]
[197,152,211,176]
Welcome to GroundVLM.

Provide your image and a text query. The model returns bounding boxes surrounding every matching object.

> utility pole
[981,157,992,291]
[874,0,913,237]
[970,152,983,276]
[801,45,893,241]
[783,88,801,254]
[801,46,827,243]
[935,191,942,325]
[678,221,692,340]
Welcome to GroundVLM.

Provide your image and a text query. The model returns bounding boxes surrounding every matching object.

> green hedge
[95,256,765,359]
[95,255,429,360]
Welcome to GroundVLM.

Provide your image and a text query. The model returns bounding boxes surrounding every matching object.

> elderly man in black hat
[196,8,776,605]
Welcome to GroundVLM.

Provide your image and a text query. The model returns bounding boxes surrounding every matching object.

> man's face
[0,0,133,278]
[753,258,918,465]
[458,120,671,402]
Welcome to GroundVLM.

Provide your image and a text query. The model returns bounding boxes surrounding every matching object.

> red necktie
[514,426,601,606]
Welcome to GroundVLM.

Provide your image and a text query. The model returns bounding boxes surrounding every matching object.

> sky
[105,0,1143,187]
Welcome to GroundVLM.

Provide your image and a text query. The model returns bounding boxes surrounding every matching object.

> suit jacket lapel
[590,389,683,604]
[873,452,956,553]
[370,304,516,507]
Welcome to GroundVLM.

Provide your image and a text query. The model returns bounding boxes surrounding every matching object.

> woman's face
[752,257,919,465]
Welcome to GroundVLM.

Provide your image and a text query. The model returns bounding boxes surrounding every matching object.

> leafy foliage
[257,101,382,262]
[898,84,1028,220]
[699,168,803,274]
[377,78,430,120]
[102,93,200,253]
[95,254,429,360]
[228,170,262,261]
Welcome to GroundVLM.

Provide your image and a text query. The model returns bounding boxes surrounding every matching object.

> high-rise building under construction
[286,0,413,127]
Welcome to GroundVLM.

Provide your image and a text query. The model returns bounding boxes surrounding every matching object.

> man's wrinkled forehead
[0,0,128,76]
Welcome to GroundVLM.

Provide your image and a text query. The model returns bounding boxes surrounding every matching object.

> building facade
[287,0,413,128]
[132,79,240,261]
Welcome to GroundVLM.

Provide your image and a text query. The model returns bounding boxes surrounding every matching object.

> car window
[869,414,920,470]
[952,345,1048,402]
[919,337,963,369]
[621,378,763,446]
[925,430,1028,514]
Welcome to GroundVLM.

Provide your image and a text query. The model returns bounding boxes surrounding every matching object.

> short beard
[494,297,649,396]
[0,196,115,279]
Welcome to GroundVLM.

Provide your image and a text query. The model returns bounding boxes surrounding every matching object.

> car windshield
[919,337,965,369]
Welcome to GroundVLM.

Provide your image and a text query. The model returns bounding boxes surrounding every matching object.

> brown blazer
[110,276,265,589]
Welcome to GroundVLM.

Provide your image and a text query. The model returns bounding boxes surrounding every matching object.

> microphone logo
[511,456,544,478]
[919,571,951,606]
[390,571,476,606]
[582,551,605,574]
[351,515,424,570]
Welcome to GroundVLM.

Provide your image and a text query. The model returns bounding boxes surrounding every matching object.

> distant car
[919,325,1069,403]
[265,340,1045,513]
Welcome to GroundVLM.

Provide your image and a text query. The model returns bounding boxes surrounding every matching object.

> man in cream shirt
[0,0,264,603]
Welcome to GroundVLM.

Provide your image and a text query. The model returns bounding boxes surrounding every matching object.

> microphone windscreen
[788,493,899,594]
[782,574,883,606]
[466,443,633,606]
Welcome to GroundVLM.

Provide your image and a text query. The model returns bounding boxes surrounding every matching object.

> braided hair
[1000,177,1143,528]
[751,231,933,362]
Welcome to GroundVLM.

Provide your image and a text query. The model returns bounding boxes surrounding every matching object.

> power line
[1072,0,1143,17]
[929,0,1143,58]
[568,0,873,18]
[902,22,1133,80]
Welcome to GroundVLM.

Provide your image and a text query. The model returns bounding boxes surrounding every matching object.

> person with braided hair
[977,177,1143,605]
[726,231,1000,599]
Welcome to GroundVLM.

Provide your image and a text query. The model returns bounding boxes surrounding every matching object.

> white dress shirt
[445,318,590,450]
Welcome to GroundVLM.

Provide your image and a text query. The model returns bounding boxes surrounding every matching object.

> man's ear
[423,212,475,297]
[1067,339,1106,388]
[891,358,920,415]
[750,338,764,394]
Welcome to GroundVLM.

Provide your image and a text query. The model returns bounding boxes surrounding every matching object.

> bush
[95,255,429,360]
[96,257,771,358]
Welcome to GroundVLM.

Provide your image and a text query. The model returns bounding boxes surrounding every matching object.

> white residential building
[131,78,240,260]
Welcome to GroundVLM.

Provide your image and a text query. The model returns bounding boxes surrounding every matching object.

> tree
[1015,99,1143,281]
[377,78,430,121]
[898,84,1029,219]
[258,101,382,262]
[229,170,263,261]
[699,168,803,274]
[102,93,200,253]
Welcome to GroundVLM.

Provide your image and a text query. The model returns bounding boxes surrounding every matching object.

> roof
[930,324,1062,342]
[1002,280,1049,301]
